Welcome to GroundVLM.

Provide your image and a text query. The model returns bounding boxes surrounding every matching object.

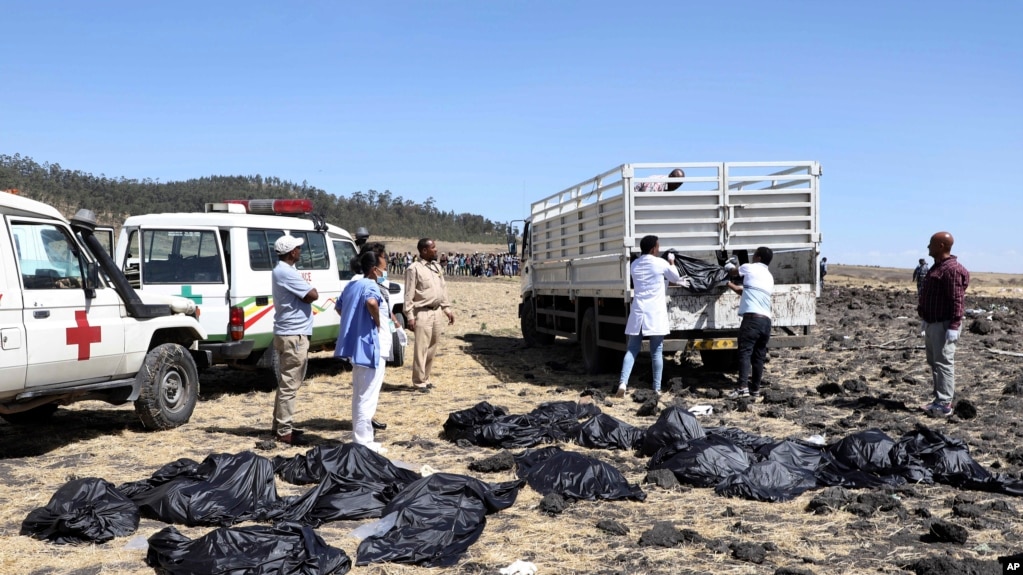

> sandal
[413,382,434,390]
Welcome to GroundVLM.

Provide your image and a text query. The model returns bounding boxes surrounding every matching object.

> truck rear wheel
[521,298,555,347]
[699,349,739,372]
[134,343,200,430]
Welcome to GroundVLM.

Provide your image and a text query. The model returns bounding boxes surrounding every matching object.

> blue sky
[3,1,1021,273]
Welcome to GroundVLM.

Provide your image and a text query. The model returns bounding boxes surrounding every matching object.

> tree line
[0,154,510,244]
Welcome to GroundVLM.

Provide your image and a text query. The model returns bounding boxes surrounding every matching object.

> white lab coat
[624,254,682,336]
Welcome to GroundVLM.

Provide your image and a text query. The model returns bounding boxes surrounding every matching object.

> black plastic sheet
[449,400,601,449]
[716,438,823,502]
[117,451,280,526]
[893,425,1023,496]
[575,413,646,450]
[21,477,139,544]
[665,252,730,293]
[641,406,707,457]
[146,521,350,575]
[442,401,509,443]
[515,446,646,501]
[648,434,751,487]
[273,443,420,486]
[821,429,907,488]
[272,446,421,525]
[356,472,523,567]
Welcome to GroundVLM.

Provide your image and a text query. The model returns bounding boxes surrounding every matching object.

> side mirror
[85,261,101,290]
[388,281,401,295]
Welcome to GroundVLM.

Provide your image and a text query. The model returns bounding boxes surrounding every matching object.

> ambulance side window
[140,230,224,284]
[334,240,358,280]
[246,230,329,271]
[248,229,283,271]
[12,222,85,290]
[291,232,329,271]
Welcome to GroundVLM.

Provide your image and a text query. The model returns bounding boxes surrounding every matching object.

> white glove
[919,321,927,337]
[679,276,691,288]
[666,252,675,264]
[946,329,960,343]
[723,256,739,272]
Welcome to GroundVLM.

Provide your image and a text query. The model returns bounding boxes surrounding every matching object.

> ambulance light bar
[215,199,314,215]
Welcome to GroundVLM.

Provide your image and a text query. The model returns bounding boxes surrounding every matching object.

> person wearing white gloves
[917,231,970,417]
[725,248,775,400]
[615,235,690,398]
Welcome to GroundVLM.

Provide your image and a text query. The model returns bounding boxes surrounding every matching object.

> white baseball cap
[274,235,305,254]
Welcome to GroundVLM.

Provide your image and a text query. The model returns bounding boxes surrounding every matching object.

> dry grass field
[2,264,1022,574]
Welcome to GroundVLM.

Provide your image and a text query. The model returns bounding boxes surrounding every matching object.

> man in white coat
[615,235,689,398]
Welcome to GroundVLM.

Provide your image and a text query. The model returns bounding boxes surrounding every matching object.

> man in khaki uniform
[404,238,455,389]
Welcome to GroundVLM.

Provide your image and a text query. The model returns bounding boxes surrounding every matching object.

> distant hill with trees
[0,153,509,245]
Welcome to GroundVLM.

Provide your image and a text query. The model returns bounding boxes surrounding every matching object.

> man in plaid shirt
[917,231,970,417]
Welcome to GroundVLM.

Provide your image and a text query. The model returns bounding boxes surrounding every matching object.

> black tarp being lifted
[355,472,523,567]
[20,477,139,544]
[664,252,730,293]
[515,446,646,501]
[146,521,351,575]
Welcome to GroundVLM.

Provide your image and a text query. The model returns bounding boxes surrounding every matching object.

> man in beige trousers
[404,238,455,390]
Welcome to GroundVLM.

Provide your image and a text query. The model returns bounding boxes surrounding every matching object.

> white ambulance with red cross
[0,190,208,429]
[113,199,406,376]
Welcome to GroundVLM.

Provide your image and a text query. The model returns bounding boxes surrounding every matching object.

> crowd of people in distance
[388,251,520,277]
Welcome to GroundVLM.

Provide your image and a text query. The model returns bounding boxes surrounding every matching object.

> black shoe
[372,419,387,430]
[276,432,309,446]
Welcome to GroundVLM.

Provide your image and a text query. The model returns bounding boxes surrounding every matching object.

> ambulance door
[130,226,228,341]
[13,219,126,387]
[0,220,27,395]
[292,230,341,346]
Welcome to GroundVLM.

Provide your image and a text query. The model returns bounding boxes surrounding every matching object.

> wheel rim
[162,369,185,411]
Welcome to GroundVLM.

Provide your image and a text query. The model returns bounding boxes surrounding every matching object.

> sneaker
[614,384,627,398]
[727,387,750,399]
[922,402,953,417]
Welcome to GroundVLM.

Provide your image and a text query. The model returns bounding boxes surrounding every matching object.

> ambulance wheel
[134,343,200,430]
[0,404,59,425]
[267,345,307,388]
[387,330,405,367]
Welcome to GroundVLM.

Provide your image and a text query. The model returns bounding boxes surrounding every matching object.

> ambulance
[0,190,208,429]
[113,199,406,374]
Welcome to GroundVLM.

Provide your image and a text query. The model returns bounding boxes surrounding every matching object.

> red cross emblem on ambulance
[66,310,102,360]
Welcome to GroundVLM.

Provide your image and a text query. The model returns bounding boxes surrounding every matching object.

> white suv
[0,191,208,429]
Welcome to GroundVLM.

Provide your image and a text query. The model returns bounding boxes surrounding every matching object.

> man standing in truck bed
[725,247,775,401]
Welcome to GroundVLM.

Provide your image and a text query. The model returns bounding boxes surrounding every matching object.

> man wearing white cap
[271,234,319,446]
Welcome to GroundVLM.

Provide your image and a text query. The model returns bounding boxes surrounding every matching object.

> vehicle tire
[0,404,59,425]
[134,343,200,430]
[394,311,406,329]
[700,349,739,372]
[267,343,307,388]
[521,298,555,347]
[387,329,405,367]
